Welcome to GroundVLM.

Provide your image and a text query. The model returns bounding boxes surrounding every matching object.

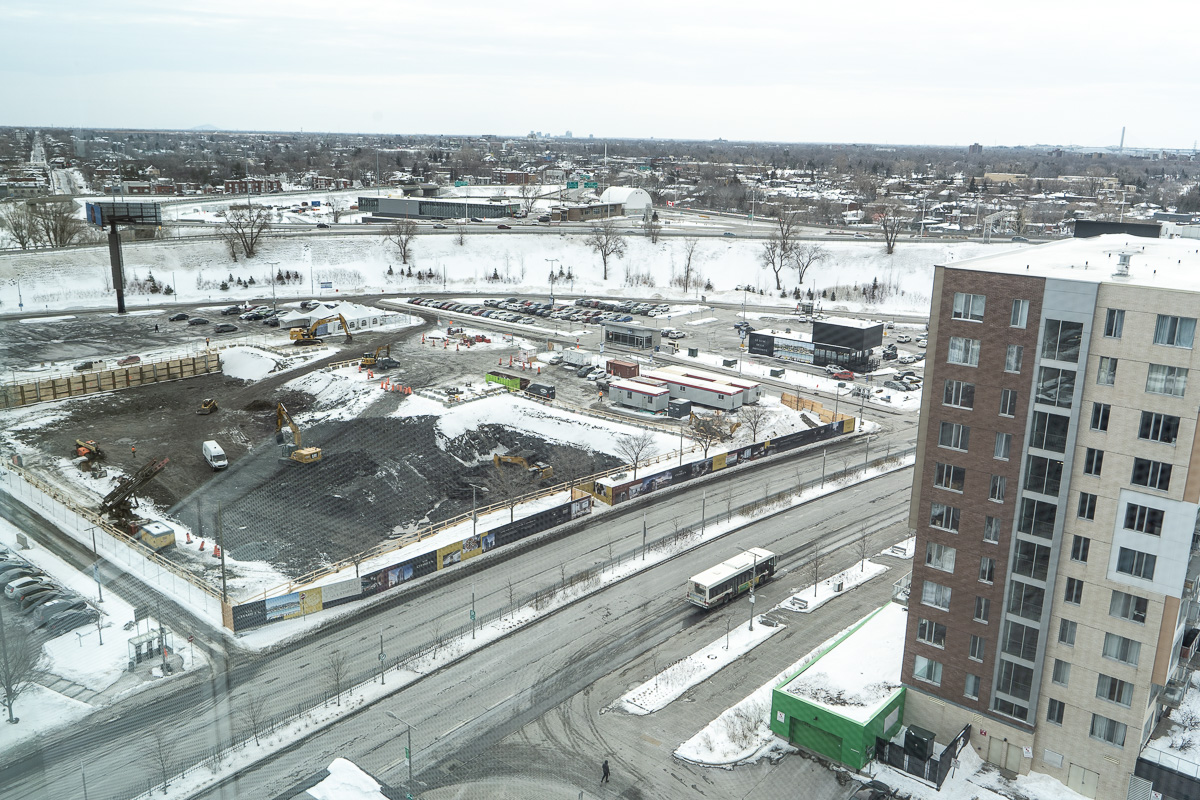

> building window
[1096,674,1134,707]
[1047,698,1066,725]
[1090,713,1128,747]
[969,634,986,661]
[997,659,1034,699]
[1090,402,1110,431]
[1077,492,1097,520]
[953,292,986,322]
[912,655,943,686]
[992,697,1029,722]
[1070,535,1090,563]
[999,388,1018,416]
[1008,580,1045,621]
[1064,578,1083,605]
[1124,503,1165,536]
[1097,357,1118,386]
[1104,308,1125,339]
[1052,659,1071,687]
[916,618,947,648]
[938,421,970,451]
[1010,299,1029,329]
[983,516,1001,543]
[1024,454,1063,496]
[1017,497,1057,539]
[921,580,952,611]
[1146,363,1188,396]
[1110,590,1148,624]
[974,595,991,623]
[1003,620,1040,661]
[988,475,1007,503]
[1042,320,1083,362]
[1035,367,1075,408]
[1013,540,1051,581]
[994,433,1012,461]
[1102,633,1141,666]
[1030,411,1069,453]
[934,462,965,492]
[1116,547,1156,580]
[925,542,957,573]
[948,336,981,366]
[1153,314,1196,348]
[1139,411,1180,445]
[1083,448,1104,476]
[943,379,975,409]
[1005,344,1024,373]
[965,673,981,700]
[1059,617,1078,645]
[929,503,961,533]
[1131,458,1172,492]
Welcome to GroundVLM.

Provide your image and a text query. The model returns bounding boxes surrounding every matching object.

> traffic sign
[469,609,475,621]
[566,181,579,189]
[584,181,597,189]
[379,652,386,662]
[319,281,333,289]
[187,635,195,643]
[454,180,467,187]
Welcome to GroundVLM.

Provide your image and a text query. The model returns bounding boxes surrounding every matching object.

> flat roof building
[358,195,519,220]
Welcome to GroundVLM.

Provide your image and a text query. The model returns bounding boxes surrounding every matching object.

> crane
[99,456,169,527]
[290,313,353,345]
[276,403,322,464]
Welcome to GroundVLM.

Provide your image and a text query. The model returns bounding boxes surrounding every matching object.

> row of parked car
[574,297,674,318]
[1,546,99,636]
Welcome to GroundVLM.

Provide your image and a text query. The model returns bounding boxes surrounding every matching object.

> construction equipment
[196,398,218,415]
[360,344,389,368]
[73,439,105,461]
[276,403,322,464]
[493,451,553,481]
[99,457,169,528]
[290,314,352,345]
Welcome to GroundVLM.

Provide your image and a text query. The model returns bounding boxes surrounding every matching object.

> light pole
[545,258,559,302]
[734,546,758,632]
[384,711,414,791]
[267,261,279,311]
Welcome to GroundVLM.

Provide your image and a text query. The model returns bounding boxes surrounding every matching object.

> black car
[538,215,551,223]
[214,323,238,333]
[33,598,87,626]
[497,224,512,230]
[21,590,72,613]
[44,608,100,636]
[220,305,242,316]
[469,217,484,222]
[168,312,189,322]
[316,223,330,229]
[188,317,210,326]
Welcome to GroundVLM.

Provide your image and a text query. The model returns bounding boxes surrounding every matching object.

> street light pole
[384,711,414,791]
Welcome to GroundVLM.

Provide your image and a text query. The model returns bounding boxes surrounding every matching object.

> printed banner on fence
[437,541,463,569]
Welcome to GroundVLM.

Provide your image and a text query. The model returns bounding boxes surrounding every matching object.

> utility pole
[379,628,386,686]
[471,585,476,640]
[217,503,228,603]
[642,513,647,561]
[385,711,414,791]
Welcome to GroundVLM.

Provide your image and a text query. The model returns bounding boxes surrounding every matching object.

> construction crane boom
[99,457,169,523]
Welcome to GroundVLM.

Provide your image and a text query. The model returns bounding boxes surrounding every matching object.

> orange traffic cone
[199,540,206,551]
[358,364,362,373]
[422,334,425,344]
[537,366,541,375]
[212,545,222,559]
[456,344,460,352]
[368,370,374,379]
[499,357,502,365]
[186,531,192,544]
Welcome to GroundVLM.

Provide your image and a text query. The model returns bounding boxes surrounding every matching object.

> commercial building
[550,202,625,222]
[358,195,519,220]
[748,317,884,371]
[902,234,1200,799]
[603,323,659,351]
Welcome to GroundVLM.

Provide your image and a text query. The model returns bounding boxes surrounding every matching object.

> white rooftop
[820,315,882,330]
[945,233,1200,292]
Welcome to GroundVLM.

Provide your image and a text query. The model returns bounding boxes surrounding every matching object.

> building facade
[902,235,1200,799]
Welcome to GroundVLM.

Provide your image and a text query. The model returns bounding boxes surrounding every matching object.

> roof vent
[1113,252,1133,278]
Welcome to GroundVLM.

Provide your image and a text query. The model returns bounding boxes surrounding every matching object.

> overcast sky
[4,1,1196,149]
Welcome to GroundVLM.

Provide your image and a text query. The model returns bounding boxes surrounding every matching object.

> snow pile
[1145,671,1200,763]
[614,619,783,715]
[783,602,906,722]
[285,365,379,422]
[307,758,387,800]
[784,559,889,613]
[220,346,282,381]
[19,315,77,324]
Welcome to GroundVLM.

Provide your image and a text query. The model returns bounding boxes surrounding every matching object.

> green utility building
[769,603,908,770]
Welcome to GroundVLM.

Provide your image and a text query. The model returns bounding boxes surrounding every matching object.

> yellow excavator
[290,314,353,346]
[493,451,553,481]
[360,343,389,368]
[276,403,322,463]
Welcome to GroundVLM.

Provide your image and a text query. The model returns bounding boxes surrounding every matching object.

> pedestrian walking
[154,323,159,332]
[131,445,136,458]
[601,759,609,784]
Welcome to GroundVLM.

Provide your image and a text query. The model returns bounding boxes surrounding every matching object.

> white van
[202,440,228,470]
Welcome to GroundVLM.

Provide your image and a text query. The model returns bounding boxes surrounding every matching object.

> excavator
[360,343,399,370]
[290,314,353,346]
[493,451,553,481]
[276,403,322,463]
[73,439,105,462]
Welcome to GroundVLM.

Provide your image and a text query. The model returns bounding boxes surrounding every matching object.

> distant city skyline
[3,0,1197,151]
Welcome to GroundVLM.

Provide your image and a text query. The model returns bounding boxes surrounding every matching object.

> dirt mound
[243,399,275,412]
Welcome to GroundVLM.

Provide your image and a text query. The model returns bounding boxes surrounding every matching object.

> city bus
[686,548,777,609]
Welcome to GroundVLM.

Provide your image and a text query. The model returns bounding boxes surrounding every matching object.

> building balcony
[892,572,911,607]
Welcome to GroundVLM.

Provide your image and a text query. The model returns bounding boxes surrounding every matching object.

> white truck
[202,440,228,470]
[562,349,593,368]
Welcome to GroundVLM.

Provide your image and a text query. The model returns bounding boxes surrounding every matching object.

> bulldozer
[290,313,353,346]
[493,451,553,481]
[196,398,218,415]
[276,403,322,464]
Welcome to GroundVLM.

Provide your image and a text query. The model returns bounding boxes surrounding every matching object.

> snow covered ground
[782,559,890,614]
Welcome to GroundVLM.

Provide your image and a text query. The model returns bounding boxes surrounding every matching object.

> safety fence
[0,350,222,409]
[115,446,916,800]
[875,724,972,789]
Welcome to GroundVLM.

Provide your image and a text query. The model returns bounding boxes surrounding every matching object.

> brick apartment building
[902,233,1200,799]
[223,177,283,194]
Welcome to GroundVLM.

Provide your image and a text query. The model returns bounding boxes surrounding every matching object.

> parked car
[884,381,911,392]
[117,355,141,366]
[5,575,54,600]
[576,365,594,378]
[32,598,87,627]
[916,338,928,348]
[823,364,846,375]
[21,590,71,613]
[0,561,38,583]
[168,312,190,322]
[214,323,238,333]
[220,305,242,316]
[898,354,917,364]
[585,368,606,381]
[896,334,911,343]
[187,317,210,326]
[44,608,101,636]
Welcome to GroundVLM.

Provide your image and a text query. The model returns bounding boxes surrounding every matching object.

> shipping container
[606,359,640,379]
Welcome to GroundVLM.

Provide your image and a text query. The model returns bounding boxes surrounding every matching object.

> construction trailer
[484,370,531,392]
[608,377,670,412]
[640,368,745,411]
[653,364,763,403]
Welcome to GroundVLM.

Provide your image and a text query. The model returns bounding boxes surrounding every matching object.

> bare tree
[517,183,539,217]
[614,430,659,480]
[150,733,175,793]
[584,218,627,281]
[790,243,827,286]
[688,413,735,459]
[810,545,825,597]
[384,218,419,265]
[455,224,467,246]
[29,198,87,248]
[327,198,344,224]
[857,525,870,572]
[0,203,41,250]
[221,204,272,259]
[873,204,907,255]
[0,612,45,724]
[643,214,662,244]
[761,209,799,290]
[739,402,770,441]
[680,237,702,293]
[325,650,348,706]
[240,693,271,745]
